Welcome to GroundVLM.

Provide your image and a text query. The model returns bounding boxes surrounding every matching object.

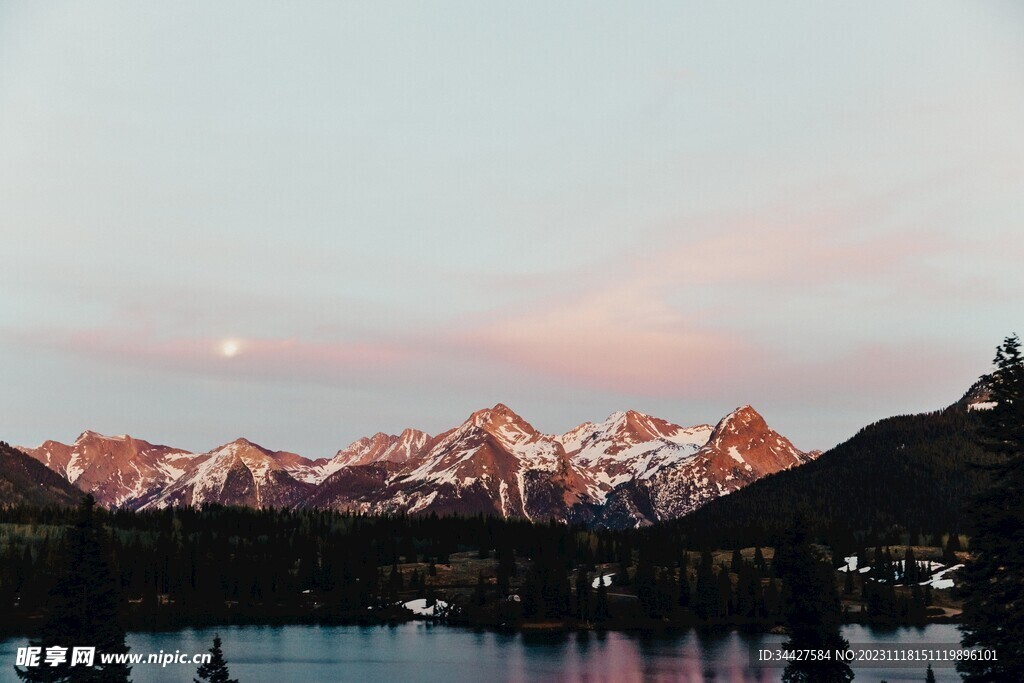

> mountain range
[9,403,817,526]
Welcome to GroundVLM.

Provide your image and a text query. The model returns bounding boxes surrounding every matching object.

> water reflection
[0,623,965,683]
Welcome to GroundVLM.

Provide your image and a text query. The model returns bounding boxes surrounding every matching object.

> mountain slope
[15,403,815,520]
[0,441,82,508]
[597,405,817,528]
[674,401,1001,547]
[316,428,431,482]
[141,439,314,509]
[557,410,712,495]
[363,404,599,519]
[20,432,206,508]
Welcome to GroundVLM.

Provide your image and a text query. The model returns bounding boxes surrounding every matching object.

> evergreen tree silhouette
[959,335,1024,681]
[194,635,238,683]
[776,515,853,683]
[593,574,609,622]
[573,568,591,620]
[16,494,131,683]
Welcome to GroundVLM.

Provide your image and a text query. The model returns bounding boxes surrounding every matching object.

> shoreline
[0,609,961,641]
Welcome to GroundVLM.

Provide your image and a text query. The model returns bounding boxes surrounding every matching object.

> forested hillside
[673,405,1001,548]
[0,442,81,509]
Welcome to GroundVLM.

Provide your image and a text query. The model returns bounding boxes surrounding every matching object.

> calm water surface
[1,623,964,682]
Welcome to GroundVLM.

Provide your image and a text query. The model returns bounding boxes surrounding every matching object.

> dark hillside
[674,405,1001,547]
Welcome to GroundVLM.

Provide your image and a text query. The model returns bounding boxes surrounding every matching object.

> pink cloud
[445,203,976,399]
[456,287,757,397]
[16,327,419,384]
[792,344,980,397]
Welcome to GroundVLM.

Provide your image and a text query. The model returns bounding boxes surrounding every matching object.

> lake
[0,623,966,682]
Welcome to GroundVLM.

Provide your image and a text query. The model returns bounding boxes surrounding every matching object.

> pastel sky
[2,2,1022,457]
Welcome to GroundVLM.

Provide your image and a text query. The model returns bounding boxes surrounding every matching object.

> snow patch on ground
[922,564,963,590]
[65,454,84,484]
[840,556,962,588]
[407,490,437,514]
[402,598,449,617]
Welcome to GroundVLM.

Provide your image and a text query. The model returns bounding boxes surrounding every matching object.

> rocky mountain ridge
[17,404,817,526]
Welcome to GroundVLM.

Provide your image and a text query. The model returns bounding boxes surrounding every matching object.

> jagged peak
[397,427,430,445]
[338,428,428,453]
[468,403,531,430]
[337,431,395,454]
[714,405,767,432]
[214,437,274,456]
[471,402,517,418]
[600,409,672,440]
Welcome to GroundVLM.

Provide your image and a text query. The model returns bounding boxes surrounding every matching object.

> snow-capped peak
[463,404,547,452]
[555,410,713,496]
[703,405,810,471]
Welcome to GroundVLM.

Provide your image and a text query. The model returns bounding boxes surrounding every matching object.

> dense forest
[0,442,81,508]
[0,498,957,639]
[669,405,1002,550]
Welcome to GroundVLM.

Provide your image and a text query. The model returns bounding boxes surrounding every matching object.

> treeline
[0,501,949,635]
[0,504,627,630]
[471,537,786,628]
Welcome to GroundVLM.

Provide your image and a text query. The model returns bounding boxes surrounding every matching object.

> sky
[1,2,1022,458]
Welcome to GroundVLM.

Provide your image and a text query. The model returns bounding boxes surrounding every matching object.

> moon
[220,339,241,358]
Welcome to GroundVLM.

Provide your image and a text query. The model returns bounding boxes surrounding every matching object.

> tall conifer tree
[16,495,131,683]
[959,335,1024,681]
[776,515,853,683]
[194,635,238,683]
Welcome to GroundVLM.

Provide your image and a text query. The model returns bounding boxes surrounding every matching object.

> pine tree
[730,548,743,573]
[694,551,718,621]
[925,663,936,683]
[903,546,917,584]
[716,562,733,618]
[16,495,131,683]
[593,574,609,622]
[735,563,758,619]
[976,334,1024,458]
[635,551,657,617]
[943,533,961,565]
[194,634,238,683]
[776,516,854,683]
[676,565,691,612]
[472,571,486,606]
[654,568,676,618]
[574,568,591,621]
[958,335,1024,682]
[761,578,781,621]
